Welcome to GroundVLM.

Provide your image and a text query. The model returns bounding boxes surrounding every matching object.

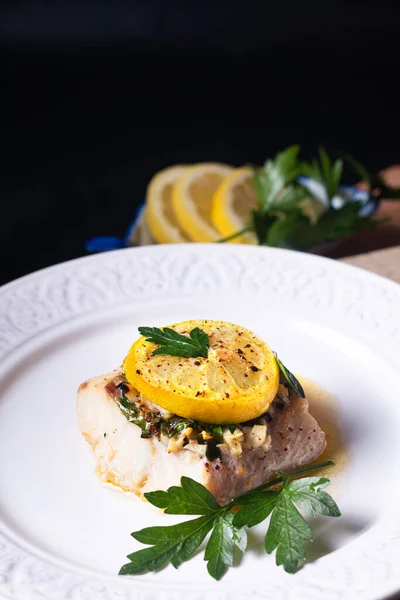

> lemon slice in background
[172,163,233,242]
[212,167,259,244]
[123,320,280,424]
[145,165,191,243]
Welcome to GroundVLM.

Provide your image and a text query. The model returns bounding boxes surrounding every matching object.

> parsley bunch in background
[222,145,400,250]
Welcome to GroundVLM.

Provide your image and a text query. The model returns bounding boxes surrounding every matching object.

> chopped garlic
[184,443,207,457]
[262,434,272,451]
[217,442,229,453]
[247,424,267,448]
[222,428,244,456]
[167,427,193,453]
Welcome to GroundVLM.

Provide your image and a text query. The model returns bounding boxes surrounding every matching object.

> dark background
[1,1,400,285]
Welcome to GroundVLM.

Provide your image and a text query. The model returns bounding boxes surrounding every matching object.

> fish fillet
[77,371,326,504]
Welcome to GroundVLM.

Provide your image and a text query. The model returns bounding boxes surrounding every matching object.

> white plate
[1,244,400,600]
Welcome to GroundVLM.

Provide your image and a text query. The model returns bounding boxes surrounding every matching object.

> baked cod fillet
[77,371,326,505]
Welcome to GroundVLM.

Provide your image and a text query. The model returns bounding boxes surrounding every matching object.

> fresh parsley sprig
[300,146,343,201]
[119,460,339,580]
[138,326,209,358]
[219,145,393,249]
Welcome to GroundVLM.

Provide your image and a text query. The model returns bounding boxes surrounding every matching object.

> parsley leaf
[287,476,341,518]
[253,145,302,212]
[145,476,221,515]
[233,491,279,528]
[252,210,276,245]
[204,511,247,580]
[265,212,303,248]
[234,474,340,574]
[300,147,343,201]
[269,186,308,211]
[287,202,375,249]
[262,202,375,250]
[138,326,209,358]
[264,489,313,573]
[119,514,217,574]
[120,461,339,580]
[205,424,224,442]
[274,355,305,398]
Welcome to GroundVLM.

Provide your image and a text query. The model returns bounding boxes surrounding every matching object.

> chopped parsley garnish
[115,392,154,438]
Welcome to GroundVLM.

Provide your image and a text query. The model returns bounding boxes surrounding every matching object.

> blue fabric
[124,203,146,245]
[85,236,126,252]
[85,202,146,252]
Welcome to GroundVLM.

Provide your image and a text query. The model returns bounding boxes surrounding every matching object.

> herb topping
[138,326,209,359]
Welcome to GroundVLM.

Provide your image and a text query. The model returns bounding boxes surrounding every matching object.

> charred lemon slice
[123,320,279,424]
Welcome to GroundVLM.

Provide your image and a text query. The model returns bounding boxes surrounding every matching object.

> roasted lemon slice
[123,320,279,424]
[212,167,258,244]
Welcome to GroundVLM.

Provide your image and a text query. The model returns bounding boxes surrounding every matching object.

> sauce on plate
[300,378,348,486]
